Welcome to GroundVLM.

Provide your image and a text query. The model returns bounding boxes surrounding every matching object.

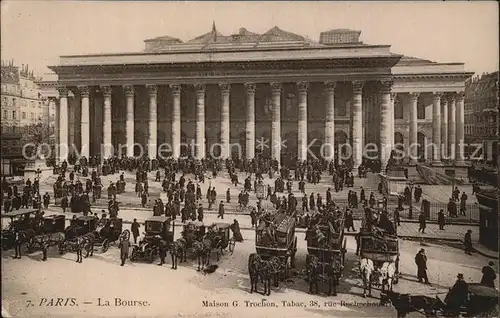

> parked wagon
[305,212,347,296]
[210,223,236,254]
[255,212,297,278]
[130,216,174,263]
[358,209,400,297]
[93,217,124,252]
[1,209,39,250]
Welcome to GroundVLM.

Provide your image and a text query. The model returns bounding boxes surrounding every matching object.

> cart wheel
[284,256,292,278]
[101,239,109,253]
[228,238,236,255]
[130,248,137,262]
[148,249,156,263]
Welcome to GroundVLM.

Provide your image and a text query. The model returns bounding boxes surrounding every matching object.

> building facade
[464,71,499,163]
[0,62,57,176]
[48,26,473,169]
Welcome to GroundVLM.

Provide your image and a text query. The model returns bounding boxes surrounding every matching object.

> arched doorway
[394,132,405,151]
[417,132,426,162]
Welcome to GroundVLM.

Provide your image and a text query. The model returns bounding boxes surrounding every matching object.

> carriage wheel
[148,248,157,263]
[228,238,236,255]
[101,239,109,253]
[284,256,292,278]
[129,248,137,262]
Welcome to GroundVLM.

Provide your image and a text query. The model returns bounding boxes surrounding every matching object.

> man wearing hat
[481,261,497,288]
[447,273,469,315]
[414,248,430,284]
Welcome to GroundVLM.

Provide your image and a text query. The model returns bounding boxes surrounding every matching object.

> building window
[22,112,26,119]
[30,112,34,120]
[12,111,16,120]
[51,114,55,121]
[2,110,7,119]
[1,97,6,106]
[12,98,16,107]
[31,101,35,108]
[38,101,41,108]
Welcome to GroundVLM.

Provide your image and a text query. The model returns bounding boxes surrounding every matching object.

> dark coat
[119,239,130,258]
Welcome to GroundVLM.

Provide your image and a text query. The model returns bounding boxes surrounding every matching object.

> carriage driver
[446,273,469,315]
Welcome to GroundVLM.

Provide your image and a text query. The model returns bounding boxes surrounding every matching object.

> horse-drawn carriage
[130,216,174,263]
[1,209,39,250]
[210,223,236,254]
[381,283,499,317]
[305,211,347,296]
[93,217,124,252]
[255,212,297,278]
[359,208,400,297]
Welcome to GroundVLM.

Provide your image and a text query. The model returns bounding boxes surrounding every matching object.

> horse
[170,238,186,270]
[306,254,339,296]
[192,238,212,271]
[248,253,262,294]
[378,261,396,292]
[260,256,282,294]
[380,290,445,317]
[59,236,88,263]
[359,258,375,297]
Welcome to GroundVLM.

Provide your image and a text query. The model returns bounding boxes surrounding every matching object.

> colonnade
[56,81,466,169]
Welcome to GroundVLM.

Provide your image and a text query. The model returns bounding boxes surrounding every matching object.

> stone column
[351,81,364,170]
[195,84,206,159]
[101,85,113,159]
[441,96,448,159]
[58,86,69,161]
[171,85,181,159]
[379,81,392,171]
[79,85,90,159]
[324,82,335,159]
[244,83,255,159]
[455,91,465,164]
[448,94,456,161]
[147,85,157,159]
[390,93,397,147]
[271,82,282,166]
[297,81,308,162]
[124,85,135,157]
[432,92,442,164]
[408,93,420,163]
[219,83,231,159]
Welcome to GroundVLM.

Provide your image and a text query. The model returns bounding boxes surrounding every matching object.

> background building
[0,60,55,176]
[464,71,499,164]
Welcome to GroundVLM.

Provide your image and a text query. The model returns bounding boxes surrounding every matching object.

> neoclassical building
[47,26,473,169]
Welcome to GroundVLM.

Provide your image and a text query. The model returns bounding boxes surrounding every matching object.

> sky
[1,1,498,77]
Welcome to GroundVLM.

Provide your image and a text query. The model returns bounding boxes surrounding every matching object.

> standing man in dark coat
[438,209,446,230]
[218,201,225,219]
[418,212,426,233]
[158,241,167,266]
[118,236,130,266]
[131,219,140,244]
[13,229,22,259]
[464,229,473,255]
[415,249,429,284]
[480,261,497,288]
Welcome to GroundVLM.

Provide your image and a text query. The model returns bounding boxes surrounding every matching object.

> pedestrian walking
[438,209,445,230]
[118,236,130,266]
[131,219,140,244]
[415,248,430,284]
[218,201,225,219]
[480,261,497,288]
[464,229,473,255]
[418,212,426,233]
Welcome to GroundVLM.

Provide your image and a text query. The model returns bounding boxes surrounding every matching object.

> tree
[21,121,55,160]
